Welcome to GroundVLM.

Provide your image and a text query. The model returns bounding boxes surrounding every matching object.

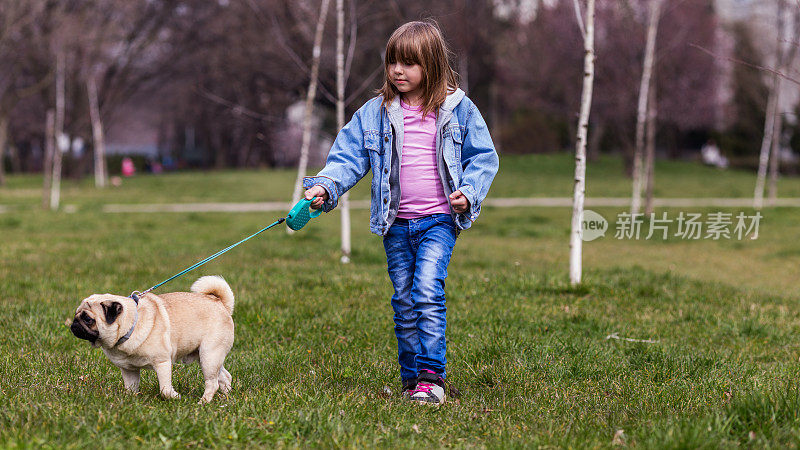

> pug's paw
[161,389,181,399]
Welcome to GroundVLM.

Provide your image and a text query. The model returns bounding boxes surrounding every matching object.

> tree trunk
[336,0,351,263]
[237,130,254,167]
[767,83,783,206]
[213,123,226,169]
[489,81,501,153]
[290,0,332,224]
[631,0,662,215]
[644,67,657,216]
[230,120,242,168]
[754,83,778,209]
[754,0,785,210]
[87,75,107,188]
[9,143,22,173]
[51,50,66,211]
[459,51,469,95]
[0,113,7,187]
[42,110,54,209]
[587,121,603,162]
[768,6,800,204]
[569,0,595,287]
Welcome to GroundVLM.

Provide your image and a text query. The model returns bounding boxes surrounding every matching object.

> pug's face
[70,295,128,348]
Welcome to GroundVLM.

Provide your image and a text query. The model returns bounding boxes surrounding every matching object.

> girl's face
[389,62,423,102]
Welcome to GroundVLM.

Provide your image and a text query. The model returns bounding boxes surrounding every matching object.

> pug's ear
[101,301,123,324]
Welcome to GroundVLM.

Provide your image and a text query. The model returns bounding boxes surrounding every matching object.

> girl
[303,21,498,405]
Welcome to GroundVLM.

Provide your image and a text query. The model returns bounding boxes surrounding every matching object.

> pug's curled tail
[191,276,235,315]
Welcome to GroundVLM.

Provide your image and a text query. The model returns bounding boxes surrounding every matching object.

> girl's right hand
[304,185,329,209]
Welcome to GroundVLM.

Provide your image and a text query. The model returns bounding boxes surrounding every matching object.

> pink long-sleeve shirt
[396,101,451,219]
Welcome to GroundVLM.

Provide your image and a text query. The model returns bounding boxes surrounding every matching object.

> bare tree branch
[291,0,332,208]
[690,43,800,87]
[344,0,357,83]
[345,63,383,105]
[572,0,586,38]
[196,86,284,123]
[246,0,337,104]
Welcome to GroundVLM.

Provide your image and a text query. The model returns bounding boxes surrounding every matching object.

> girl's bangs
[386,32,423,65]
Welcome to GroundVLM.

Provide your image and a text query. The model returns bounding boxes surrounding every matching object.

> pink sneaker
[408,370,445,405]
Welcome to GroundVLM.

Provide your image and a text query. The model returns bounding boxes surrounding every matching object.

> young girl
[303,21,498,405]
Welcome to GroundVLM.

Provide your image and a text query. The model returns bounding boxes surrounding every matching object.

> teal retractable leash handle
[286,197,322,231]
[130,197,322,302]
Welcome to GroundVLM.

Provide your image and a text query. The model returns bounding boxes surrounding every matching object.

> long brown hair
[377,21,460,118]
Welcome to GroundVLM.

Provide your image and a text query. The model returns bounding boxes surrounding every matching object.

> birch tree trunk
[42,110,54,210]
[767,79,784,206]
[754,86,778,209]
[768,7,800,204]
[87,74,108,188]
[336,0,351,263]
[644,67,657,216]
[50,50,66,211]
[290,0,331,231]
[0,113,7,187]
[754,0,785,210]
[631,0,662,215]
[569,0,595,286]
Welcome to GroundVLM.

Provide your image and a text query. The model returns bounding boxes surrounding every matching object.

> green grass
[491,153,800,199]
[4,153,800,209]
[1,154,800,447]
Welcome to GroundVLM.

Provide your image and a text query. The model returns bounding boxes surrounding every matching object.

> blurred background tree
[0,0,796,178]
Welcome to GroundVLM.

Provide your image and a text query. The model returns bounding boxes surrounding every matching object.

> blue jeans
[383,213,457,381]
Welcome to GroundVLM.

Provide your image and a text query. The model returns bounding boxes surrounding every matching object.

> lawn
[1,154,800,447]
[4,153,800,208]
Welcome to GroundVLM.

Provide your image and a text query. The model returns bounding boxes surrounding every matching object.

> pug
[70,275,235,403]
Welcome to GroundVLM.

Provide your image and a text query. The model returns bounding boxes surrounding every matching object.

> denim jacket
[303,88,499,236]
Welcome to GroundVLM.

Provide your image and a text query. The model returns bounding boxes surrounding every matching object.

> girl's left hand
[449,190,470,214]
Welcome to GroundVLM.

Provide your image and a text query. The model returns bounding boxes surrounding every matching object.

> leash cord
[131,217,286,299]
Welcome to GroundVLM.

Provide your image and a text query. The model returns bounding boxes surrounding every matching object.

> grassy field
[4,153,800,208]
[2,154,800,447]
